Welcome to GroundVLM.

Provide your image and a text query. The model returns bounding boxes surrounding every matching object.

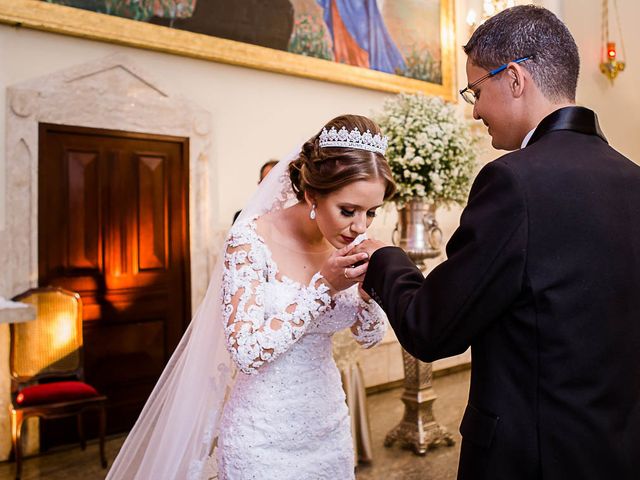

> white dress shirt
[521,128,536,149]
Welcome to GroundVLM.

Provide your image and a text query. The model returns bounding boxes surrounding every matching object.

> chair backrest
[10,287,84,389]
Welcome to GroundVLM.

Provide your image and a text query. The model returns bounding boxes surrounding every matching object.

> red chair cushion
[16,381,100,406]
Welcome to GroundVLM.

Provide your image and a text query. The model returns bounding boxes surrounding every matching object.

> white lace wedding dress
[215,218,387,480]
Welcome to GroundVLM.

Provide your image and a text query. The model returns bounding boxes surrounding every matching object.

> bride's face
[311,178,387,248]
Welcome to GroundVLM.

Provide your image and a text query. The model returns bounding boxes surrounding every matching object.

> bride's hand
[319,246,369,293]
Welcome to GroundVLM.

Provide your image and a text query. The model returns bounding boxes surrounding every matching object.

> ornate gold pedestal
[386,199,455,455]
[384,350,455,454]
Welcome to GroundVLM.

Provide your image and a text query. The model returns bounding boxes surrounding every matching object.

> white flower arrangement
[377,93,479,205]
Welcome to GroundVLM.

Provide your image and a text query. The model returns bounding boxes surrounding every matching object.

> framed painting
[0,0,457,99]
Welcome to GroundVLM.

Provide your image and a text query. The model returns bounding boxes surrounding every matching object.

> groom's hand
[352,239,388,259]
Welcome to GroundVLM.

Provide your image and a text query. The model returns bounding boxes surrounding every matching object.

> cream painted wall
[564,1,639,163]
[0,0,491,292]
[2,0,636,277]
[0,27,385,236]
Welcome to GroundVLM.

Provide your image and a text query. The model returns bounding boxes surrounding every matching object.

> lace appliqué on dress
[350,295,387,348]
[221,223,332,374]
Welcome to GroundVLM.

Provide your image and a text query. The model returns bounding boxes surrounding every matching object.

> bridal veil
[106,151,300,480]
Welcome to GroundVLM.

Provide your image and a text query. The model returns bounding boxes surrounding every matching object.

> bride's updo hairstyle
[289,114,396,201]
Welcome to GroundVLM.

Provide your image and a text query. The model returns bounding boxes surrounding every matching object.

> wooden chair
[9,287,107,479]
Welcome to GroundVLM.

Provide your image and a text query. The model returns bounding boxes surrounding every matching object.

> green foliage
[288,15,333,61]
[396,46,442,84]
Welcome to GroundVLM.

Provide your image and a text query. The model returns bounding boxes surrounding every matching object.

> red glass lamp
[600,1,626,83]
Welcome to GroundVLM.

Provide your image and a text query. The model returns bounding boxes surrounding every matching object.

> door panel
[138,154,167,270]
[38,123,191,448]
[67,151,101,270]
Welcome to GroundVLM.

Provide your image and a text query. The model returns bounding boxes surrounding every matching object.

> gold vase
[392,199,443,271]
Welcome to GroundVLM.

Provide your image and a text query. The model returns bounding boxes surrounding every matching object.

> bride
[107,114,396,479]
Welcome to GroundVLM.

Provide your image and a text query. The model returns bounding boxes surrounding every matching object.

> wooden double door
[38,124,191,447]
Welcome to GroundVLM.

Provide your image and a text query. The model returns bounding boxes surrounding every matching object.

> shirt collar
[521,128,536,149]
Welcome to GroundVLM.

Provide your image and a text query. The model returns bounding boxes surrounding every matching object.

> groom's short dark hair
[463,5,579,103]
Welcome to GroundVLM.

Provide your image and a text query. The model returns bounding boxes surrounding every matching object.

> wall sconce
[599,0,626,83]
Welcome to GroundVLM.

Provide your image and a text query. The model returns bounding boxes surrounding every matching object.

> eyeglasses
[459,55,534,105]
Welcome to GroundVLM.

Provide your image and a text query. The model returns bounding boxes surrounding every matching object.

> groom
[354,6,640,480]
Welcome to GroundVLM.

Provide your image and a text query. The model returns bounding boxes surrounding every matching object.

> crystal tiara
[319,126,388,155]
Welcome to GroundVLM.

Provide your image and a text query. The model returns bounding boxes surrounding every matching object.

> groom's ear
[507,63,526,99]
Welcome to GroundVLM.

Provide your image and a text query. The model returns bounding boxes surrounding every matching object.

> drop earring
[309,204,317,220]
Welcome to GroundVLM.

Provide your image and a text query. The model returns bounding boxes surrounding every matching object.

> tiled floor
[0,368,470,480]
[356,368,470,480]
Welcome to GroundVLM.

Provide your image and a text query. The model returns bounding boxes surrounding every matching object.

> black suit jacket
[363,107,640,480]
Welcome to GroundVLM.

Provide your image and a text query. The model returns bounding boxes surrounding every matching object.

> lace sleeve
[221,228,332,374]
[350,294,387,348]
